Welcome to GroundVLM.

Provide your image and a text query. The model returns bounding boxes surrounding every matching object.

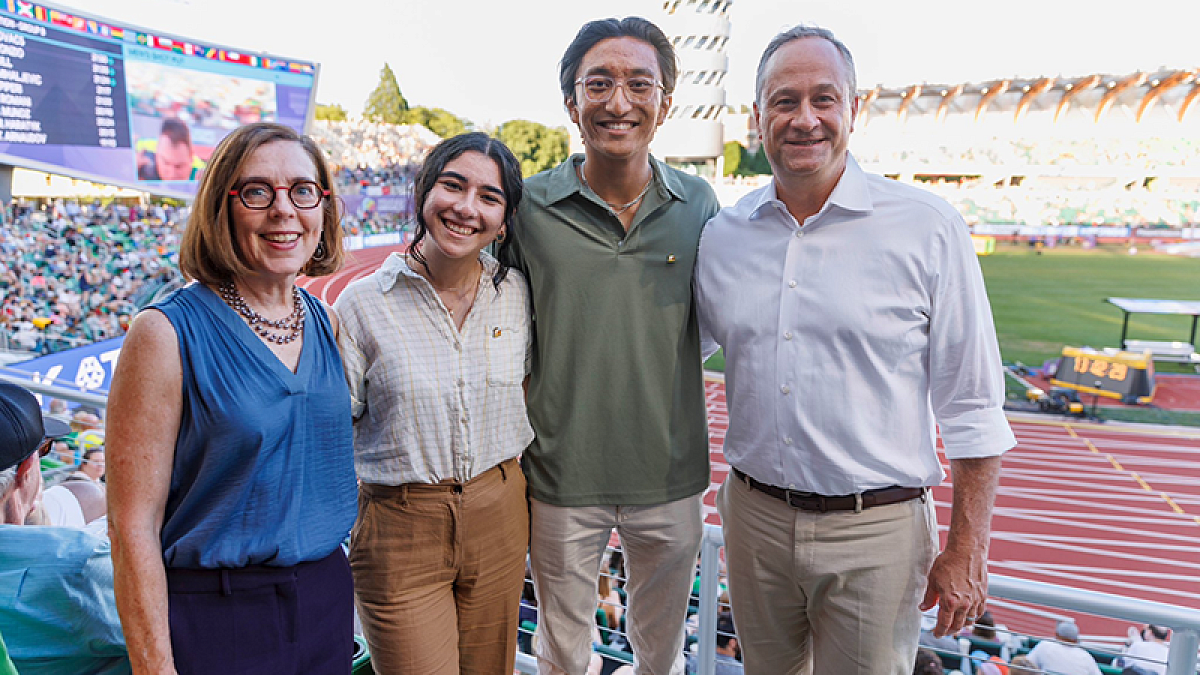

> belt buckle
[784,489,824,512]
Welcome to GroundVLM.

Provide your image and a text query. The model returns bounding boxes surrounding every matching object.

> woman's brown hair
[179,122,344,285]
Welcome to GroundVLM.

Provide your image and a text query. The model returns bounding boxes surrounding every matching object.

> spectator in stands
[78,447,105,482]
[58,466,106,525]
[335,133,530,675]
[0,198,185,355]
[913,648,944,675]
[519,575,539,655]
[50,446,106,525]
[499,17,720,675]
[971,611,999,641]
[686,613,741,675]
[1115,624,1170,675]
[1009,655,1037,675]
[695,25,1014,675]
[919,605,961,657]
[596,570,625,645]
[971,651,1009,675]
[137,118,200,181]
[41,479,86,527]
[0,381,130,674]
[107,122,355,675]
[1026,620,1101,675]
[38,439,73,471]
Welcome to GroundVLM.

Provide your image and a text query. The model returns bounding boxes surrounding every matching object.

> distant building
[653,0,732,176]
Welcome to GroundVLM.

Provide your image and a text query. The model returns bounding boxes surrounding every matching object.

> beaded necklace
[218,281,306,345]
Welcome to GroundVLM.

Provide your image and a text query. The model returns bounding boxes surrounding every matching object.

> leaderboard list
[0,14,130,149]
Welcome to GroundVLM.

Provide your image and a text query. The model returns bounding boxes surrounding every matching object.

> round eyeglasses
[574,76,664,104]
[229,180,329,210]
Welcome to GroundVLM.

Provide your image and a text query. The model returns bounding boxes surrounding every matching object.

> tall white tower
[652,0,732,174]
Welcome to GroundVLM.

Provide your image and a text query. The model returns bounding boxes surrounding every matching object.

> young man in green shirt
[501,16,720,675]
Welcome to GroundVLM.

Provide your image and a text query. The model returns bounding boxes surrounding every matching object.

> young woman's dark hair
[409,132,523,288]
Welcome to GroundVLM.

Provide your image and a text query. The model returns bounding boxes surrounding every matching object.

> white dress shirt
[335,252,534,485]
[695,155,1015,495]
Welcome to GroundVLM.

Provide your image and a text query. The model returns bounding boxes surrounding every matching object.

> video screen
[0,0,318,196]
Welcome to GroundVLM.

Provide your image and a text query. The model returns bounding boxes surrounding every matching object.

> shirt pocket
[486,325,525,386]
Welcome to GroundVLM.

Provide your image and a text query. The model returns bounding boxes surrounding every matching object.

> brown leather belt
[732,467,924,513]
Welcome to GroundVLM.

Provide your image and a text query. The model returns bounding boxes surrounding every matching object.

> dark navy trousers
[166,548,353,675]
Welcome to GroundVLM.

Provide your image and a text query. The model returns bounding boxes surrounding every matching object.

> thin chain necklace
[218,280,306,345]
[406,255,481,317]
[579,161,654,215]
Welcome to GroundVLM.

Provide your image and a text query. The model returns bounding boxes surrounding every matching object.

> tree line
[315,63,569,178]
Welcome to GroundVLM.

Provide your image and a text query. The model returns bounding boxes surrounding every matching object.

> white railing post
[695,525,724,675]
[1166,628,1199,675]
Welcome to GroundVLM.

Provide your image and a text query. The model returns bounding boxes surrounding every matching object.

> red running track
[308,246,1200,642]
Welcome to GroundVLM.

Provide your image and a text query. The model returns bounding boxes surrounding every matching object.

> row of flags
[4,0,315,74]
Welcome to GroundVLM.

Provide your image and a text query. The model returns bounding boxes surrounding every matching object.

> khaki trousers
[529,494,703,675]
[717,474,938,675]
[351,458,529,675]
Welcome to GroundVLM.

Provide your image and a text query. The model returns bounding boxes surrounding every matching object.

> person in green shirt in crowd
[0,632,17,675]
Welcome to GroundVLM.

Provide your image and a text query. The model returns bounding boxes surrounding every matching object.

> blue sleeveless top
[152,283,356,569]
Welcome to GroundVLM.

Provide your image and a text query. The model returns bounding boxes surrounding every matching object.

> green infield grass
[980,243,1200,369]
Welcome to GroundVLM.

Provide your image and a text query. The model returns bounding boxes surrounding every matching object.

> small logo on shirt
[492,327,502,338]
[666,254,677,264]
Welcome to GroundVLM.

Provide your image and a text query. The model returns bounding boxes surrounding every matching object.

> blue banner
[7,336,124,394]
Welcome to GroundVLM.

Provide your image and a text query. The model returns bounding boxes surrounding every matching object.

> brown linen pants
[351,458,529,675]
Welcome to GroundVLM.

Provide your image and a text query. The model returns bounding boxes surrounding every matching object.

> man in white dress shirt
[694,25,1016,675]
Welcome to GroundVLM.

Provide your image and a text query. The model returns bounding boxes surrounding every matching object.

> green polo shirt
[502,154,720,506]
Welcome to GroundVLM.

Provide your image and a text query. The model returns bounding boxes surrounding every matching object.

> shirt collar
[375,250,499,293]
[750,153,873,220]
[543,153,687,205]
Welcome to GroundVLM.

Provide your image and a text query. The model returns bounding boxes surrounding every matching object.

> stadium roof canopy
[858,68,1200,125]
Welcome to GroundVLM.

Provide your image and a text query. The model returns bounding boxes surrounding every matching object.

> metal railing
[689,524,1199,675]
[0,371,109,411]
[7,365,1196,674]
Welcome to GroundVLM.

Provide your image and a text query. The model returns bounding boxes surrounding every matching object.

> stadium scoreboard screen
[0,0,318,196]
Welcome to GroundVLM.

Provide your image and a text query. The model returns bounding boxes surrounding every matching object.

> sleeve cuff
[940,407,1017,459]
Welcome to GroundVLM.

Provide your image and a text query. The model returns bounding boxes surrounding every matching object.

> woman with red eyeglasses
[107,122,357,675]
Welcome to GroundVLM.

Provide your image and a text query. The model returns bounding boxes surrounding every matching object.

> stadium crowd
[0,120,441,355]
[310,118,438,189]
[0,200,185,354]
[855,132,1200,171]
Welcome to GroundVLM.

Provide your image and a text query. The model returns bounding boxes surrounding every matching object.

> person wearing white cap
[1026,620,1101,675]
[0,381,130,674]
